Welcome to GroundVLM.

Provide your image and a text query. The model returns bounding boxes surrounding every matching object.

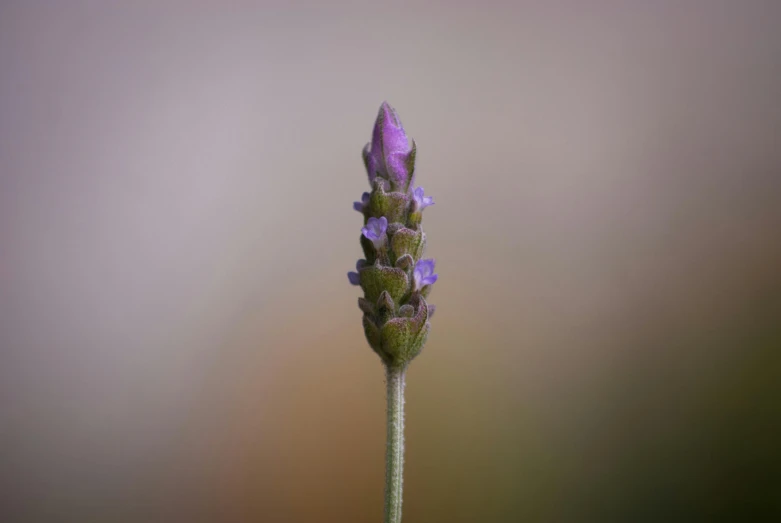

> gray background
[2,1,780,521]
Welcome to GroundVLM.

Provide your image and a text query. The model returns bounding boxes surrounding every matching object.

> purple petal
[378,102,409,158]
[421,274,438,287]
[385,151,410,187]
[361,226,375,241]
[416,258,435,276]
[347,272,360,285]
[353,192,370,213]
[412,187,434,211]
[370,111,384,164]
[413,258,437,290]
[365,217,379,233]
[363,216,387,247]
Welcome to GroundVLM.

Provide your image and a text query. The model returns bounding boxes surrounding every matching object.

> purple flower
[413,259,438,290]
[412,187,434,211]
[364,102,412,188]
[353,192,370,212]
[347,260,365,286]
[361,216,388,248]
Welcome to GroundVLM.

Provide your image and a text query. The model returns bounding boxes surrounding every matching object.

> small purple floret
[412,187,434,211]
[347,260,364,286]
[361,216,388,248]
[413,259,438,290]
[353,192,370,212]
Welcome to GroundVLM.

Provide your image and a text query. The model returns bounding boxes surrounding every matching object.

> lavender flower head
[348,102,437,369]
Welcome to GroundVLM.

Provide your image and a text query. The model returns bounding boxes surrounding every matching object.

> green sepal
[380,318,414,363]
[358,297,374,316]
[418,231,427,259]
[368,180,409,224]
[380,295,430,366]
[407,210,422,229]
[403,139,417,192]
[377,290,395,323]
[405,295,430,362]
[407,321,430,362]
[395,254,414,269]
[363,315,386,361]
[359,264,409,304]
[391,227,425,263]
[398,304,414,317]
[387,222,404,237]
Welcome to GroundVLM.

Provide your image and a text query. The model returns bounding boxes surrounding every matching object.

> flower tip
[375,101,408,149]
[379,100,398,122]
[347,271,360,285]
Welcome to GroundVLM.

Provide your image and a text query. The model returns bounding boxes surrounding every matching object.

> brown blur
[2,2,780,521]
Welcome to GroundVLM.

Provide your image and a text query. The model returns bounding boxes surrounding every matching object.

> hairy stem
[384,365,406,523]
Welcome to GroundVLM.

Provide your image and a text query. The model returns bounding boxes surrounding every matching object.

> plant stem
[384,365,406,523]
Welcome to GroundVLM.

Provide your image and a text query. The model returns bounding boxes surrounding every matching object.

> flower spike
[349,102,437,368]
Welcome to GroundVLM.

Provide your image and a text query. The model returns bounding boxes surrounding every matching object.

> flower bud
[364,102,416,192]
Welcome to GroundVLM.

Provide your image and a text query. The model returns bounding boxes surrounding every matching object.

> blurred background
[2,1,780,521]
